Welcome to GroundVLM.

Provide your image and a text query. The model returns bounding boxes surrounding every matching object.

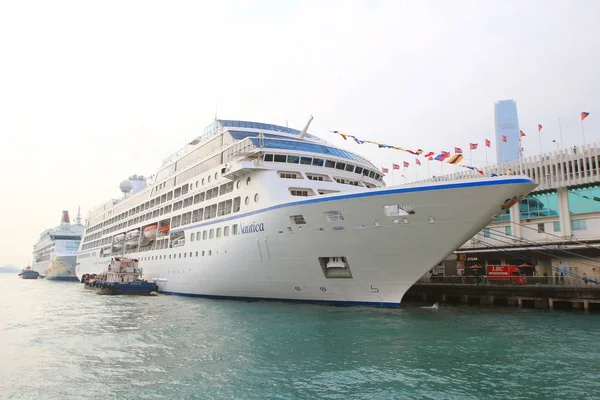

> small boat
[113,233,125,243]
[82,257,156,295]
[143,224,158,240]
[19,266,39,279]
[125,229,140,242]
[159,223,170,234]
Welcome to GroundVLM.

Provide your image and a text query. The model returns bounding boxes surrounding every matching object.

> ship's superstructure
[32,209,84,280]
[76,119,536,306]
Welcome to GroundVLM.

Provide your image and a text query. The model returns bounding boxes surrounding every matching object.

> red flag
[538,124,543,132]
[520,130,526,137]
[424,151,434,158]
[403,161,409,168]
[455,147,463,154]
[392,163,400,170]
[415,158,421,166]
[470,143,478,150]
[381,167,389,173]
[582,112,590,121]
[485,139,491,147]
[502,135,508,142]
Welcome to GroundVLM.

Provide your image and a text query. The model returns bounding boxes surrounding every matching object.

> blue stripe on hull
[159,290,400,308]
[171,177,535,233]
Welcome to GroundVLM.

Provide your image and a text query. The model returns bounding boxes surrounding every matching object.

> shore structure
[414,142,600,310]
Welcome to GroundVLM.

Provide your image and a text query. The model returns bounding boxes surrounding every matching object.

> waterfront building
[423,142,600,284]
[495,100,520,163]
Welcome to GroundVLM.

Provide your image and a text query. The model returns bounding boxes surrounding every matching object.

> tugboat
[82,257,157,295]
[19,266,40,279]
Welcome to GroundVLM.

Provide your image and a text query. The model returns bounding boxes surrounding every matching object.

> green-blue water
[1,274,599,400]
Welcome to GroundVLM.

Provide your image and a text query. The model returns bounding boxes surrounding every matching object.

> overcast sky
[1,0,599,266]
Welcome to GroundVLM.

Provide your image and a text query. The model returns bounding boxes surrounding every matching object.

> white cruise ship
[76,119,536,306]
[33,210,84,281]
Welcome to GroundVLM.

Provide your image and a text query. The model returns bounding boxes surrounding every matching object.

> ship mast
[299,115,314,140]
[76,206,82,225]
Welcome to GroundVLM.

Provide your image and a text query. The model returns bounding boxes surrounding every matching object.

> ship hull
[76,177,536,306]
[33,255,79,281]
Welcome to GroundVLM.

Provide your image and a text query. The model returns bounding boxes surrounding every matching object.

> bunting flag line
[502,135,508,142]
[332,131,484,174]
[520,130,526,137]
[581,112,590,121]
[538,124,543,132]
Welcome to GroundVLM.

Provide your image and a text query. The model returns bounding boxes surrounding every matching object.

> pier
[403,277,600,312]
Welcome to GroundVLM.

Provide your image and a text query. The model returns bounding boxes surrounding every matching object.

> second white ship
[33,210,83,281]
[76,119,537,306]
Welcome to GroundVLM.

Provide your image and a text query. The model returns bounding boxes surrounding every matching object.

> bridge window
[264,154,274,162]
[274,154,286,163]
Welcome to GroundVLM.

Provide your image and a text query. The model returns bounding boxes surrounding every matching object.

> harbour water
[1,274,599,400]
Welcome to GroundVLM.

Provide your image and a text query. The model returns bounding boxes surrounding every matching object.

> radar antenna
[299,115,314,140]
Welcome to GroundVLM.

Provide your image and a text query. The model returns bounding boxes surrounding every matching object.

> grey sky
[1,0,599,266]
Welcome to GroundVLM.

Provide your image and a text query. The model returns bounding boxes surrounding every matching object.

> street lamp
[552,140,559,151]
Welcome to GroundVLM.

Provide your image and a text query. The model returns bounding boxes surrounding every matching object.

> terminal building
[423,143,600,284]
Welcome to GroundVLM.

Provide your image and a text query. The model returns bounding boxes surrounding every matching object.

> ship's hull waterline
[76,177,536,306]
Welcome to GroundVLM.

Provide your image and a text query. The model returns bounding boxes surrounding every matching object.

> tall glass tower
[494,100,520,163]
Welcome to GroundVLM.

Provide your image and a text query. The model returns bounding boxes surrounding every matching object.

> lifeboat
[113,233,125,243]
[159,223,170,235]
[143,224,158,240]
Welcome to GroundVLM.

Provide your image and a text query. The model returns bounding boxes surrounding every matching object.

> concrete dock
[404,279,600,312]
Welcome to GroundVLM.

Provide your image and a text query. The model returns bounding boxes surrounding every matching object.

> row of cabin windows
[278,171,361,187]
[86,181,238,242]
[189,224,239,242]
[171,197,241,229]
[87,176,242,234]
[263,153,383,181]
[140,249,215,261]
[289,188,340,197]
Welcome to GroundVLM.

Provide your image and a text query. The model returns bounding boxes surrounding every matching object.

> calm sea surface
[1,274,599,400]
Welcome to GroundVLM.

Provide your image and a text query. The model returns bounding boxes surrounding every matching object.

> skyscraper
[494,100,520,163]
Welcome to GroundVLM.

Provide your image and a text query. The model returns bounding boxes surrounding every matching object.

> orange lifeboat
[159,223,170,234]
[143,224,158,240]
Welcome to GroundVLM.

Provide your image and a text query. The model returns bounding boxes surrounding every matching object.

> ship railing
[223,137,259,163]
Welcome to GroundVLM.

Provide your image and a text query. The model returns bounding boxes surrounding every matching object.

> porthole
[195,181,199,188]
[202,178,205,185]
[236,180,241,189]
[215,172,218,180]
[245,196,250,205]
[246,177,251,185]
[254,193,259,203]
[208,175,211,183]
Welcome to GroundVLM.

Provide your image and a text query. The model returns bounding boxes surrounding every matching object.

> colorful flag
[435,152,450,161]
[416,149,424,155]
[392,163,400,170]
[582,112,590,121]
[428,156,433,160]
[416,158,421,166]
[424,151,434,158]
[470,143,478,150]
[538,124,543,132]
[485,139,491,147]
[403,161,410,168]
[455,147,463,154]
[447,154,464,164]
[502,135,508,142]
[519,130,526,137]
[381,167,389,173]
